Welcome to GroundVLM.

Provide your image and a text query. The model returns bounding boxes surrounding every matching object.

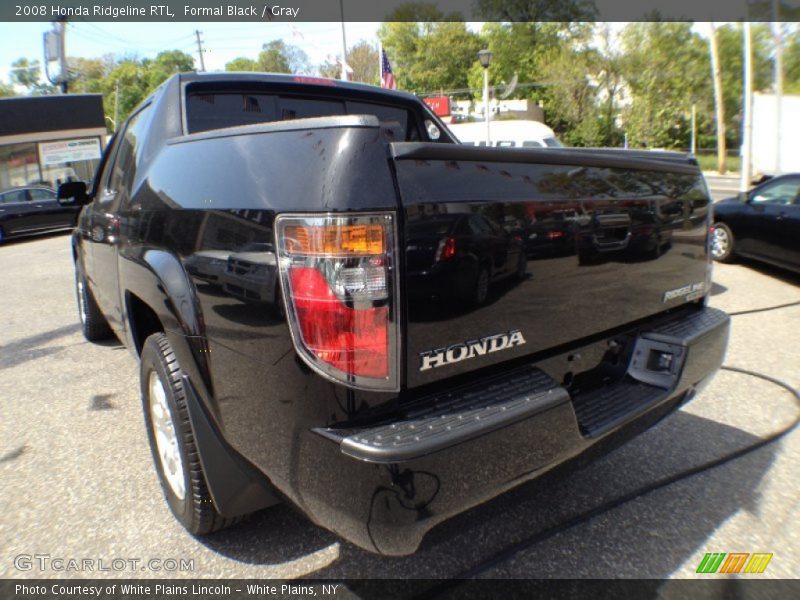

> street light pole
[478,49,492,146]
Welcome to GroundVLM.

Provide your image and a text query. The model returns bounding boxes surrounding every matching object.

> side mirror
[57,181,90,206]
[736,191,749,203]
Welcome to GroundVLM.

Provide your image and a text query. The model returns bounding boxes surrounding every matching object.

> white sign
[38,138,101,166]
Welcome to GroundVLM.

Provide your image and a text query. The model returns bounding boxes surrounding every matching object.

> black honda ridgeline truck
[59,73,729,555]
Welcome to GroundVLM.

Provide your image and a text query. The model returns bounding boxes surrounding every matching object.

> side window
[0,190,25,204]
[469,215,492,235]
[497,141,516,148]
[522,140,543,148]
[29,188,55,201]
[106,105,152,198]
[751,178,800,205]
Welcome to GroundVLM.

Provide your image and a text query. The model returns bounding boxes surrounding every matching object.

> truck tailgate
[390,143,711,389]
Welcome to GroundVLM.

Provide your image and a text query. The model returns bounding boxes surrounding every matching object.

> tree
[619,22,711,149]
[10,57,40,88]
[68,56,114,94]
[347,41,379,84]
[378,19,480,92]
[9,58,54,95]
[0,82,15,97]
[226,57,258,72]
[145,50,194,90]
[715,23,774,152]
[319,41,380,83]
[257,40,309,74]
[786,27,800,94]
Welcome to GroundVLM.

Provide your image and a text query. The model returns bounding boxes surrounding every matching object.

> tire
[516,253,527,280]
[75,266,113,341]
[140,333,242,535]
[473,266,490,306]
[710,222,736,263]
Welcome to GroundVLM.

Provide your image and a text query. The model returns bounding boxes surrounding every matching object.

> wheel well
[127,293,164,356]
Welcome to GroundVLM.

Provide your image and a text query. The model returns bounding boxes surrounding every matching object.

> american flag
[381,49,396,90]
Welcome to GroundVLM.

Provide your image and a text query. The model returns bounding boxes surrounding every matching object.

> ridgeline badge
[419,330,526,371]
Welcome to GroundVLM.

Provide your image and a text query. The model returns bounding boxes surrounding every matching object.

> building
[0,94,106,193]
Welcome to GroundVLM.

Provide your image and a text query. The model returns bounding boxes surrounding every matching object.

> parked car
[447,119,563,148]
[184,250,232,286]
[59,72,729,556]
[711,173,800,273]
[406,213,526,304]
[220,242,279,306]
[0,185,79,242]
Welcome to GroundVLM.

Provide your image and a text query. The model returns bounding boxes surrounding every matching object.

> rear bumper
[285,306,729,554]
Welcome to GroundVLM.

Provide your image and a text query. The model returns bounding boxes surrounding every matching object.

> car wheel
[140,333,243,535]
[474,266,490,305]
[516,253,527,280]
[75,267,113,341]
[710,223,736,263]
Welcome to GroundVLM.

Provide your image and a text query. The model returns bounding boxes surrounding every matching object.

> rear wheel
[140,333,242,535]
[75,267,113,341]
[516,253,527,280]
[710,222,736,263]
[473,266,490,305]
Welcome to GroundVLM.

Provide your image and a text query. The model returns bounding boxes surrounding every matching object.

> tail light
[275,213,400,391]
[545,230,565,240]
[435,237,457,262]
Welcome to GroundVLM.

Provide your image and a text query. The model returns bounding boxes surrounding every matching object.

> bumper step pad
[315,367,568,463]
[572,378,666,438]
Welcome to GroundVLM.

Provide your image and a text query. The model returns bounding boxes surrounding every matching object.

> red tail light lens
[545,230,565,240]
[436,237,457,262]
[276,213,399,391]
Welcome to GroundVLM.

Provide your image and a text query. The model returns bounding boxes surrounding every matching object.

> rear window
[186,91,415,140]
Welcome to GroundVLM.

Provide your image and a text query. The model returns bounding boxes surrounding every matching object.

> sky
[0,21,387,83]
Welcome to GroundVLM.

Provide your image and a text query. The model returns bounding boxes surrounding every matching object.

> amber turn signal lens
[284,224,384,256]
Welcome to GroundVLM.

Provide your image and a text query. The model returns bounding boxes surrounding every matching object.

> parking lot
[1,231,798,581]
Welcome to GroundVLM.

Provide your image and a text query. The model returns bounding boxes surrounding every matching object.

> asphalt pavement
[704,172,742,203]
[1,232,798,581]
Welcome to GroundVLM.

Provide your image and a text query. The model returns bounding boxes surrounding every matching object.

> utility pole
[708,22,726,174]
[338,0,349,81]
[194,30,206,72]
[773,0,783,174]
[690,102,697,156]
[113,79,119,133]
[741,23,754,191]
[57,18,68,93]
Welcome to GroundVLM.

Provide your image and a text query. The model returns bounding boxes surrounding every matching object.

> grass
[695,154,740,174]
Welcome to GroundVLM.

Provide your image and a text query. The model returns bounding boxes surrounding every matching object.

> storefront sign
[38,138,102,166]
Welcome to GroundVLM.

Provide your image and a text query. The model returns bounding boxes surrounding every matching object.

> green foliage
[618,22,711,149]
[9,58,55,95]
[319,40,380,84]
[787,28,800,94]
[257,40,309,74]
[0,82,16,97]
[225,57,258,72]
[378,16,480,93]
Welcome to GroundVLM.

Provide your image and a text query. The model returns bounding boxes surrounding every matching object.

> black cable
[728,300,800,317]
[420,362,799,597]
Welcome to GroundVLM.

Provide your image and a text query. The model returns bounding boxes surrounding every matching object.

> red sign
[424,96,450,117]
